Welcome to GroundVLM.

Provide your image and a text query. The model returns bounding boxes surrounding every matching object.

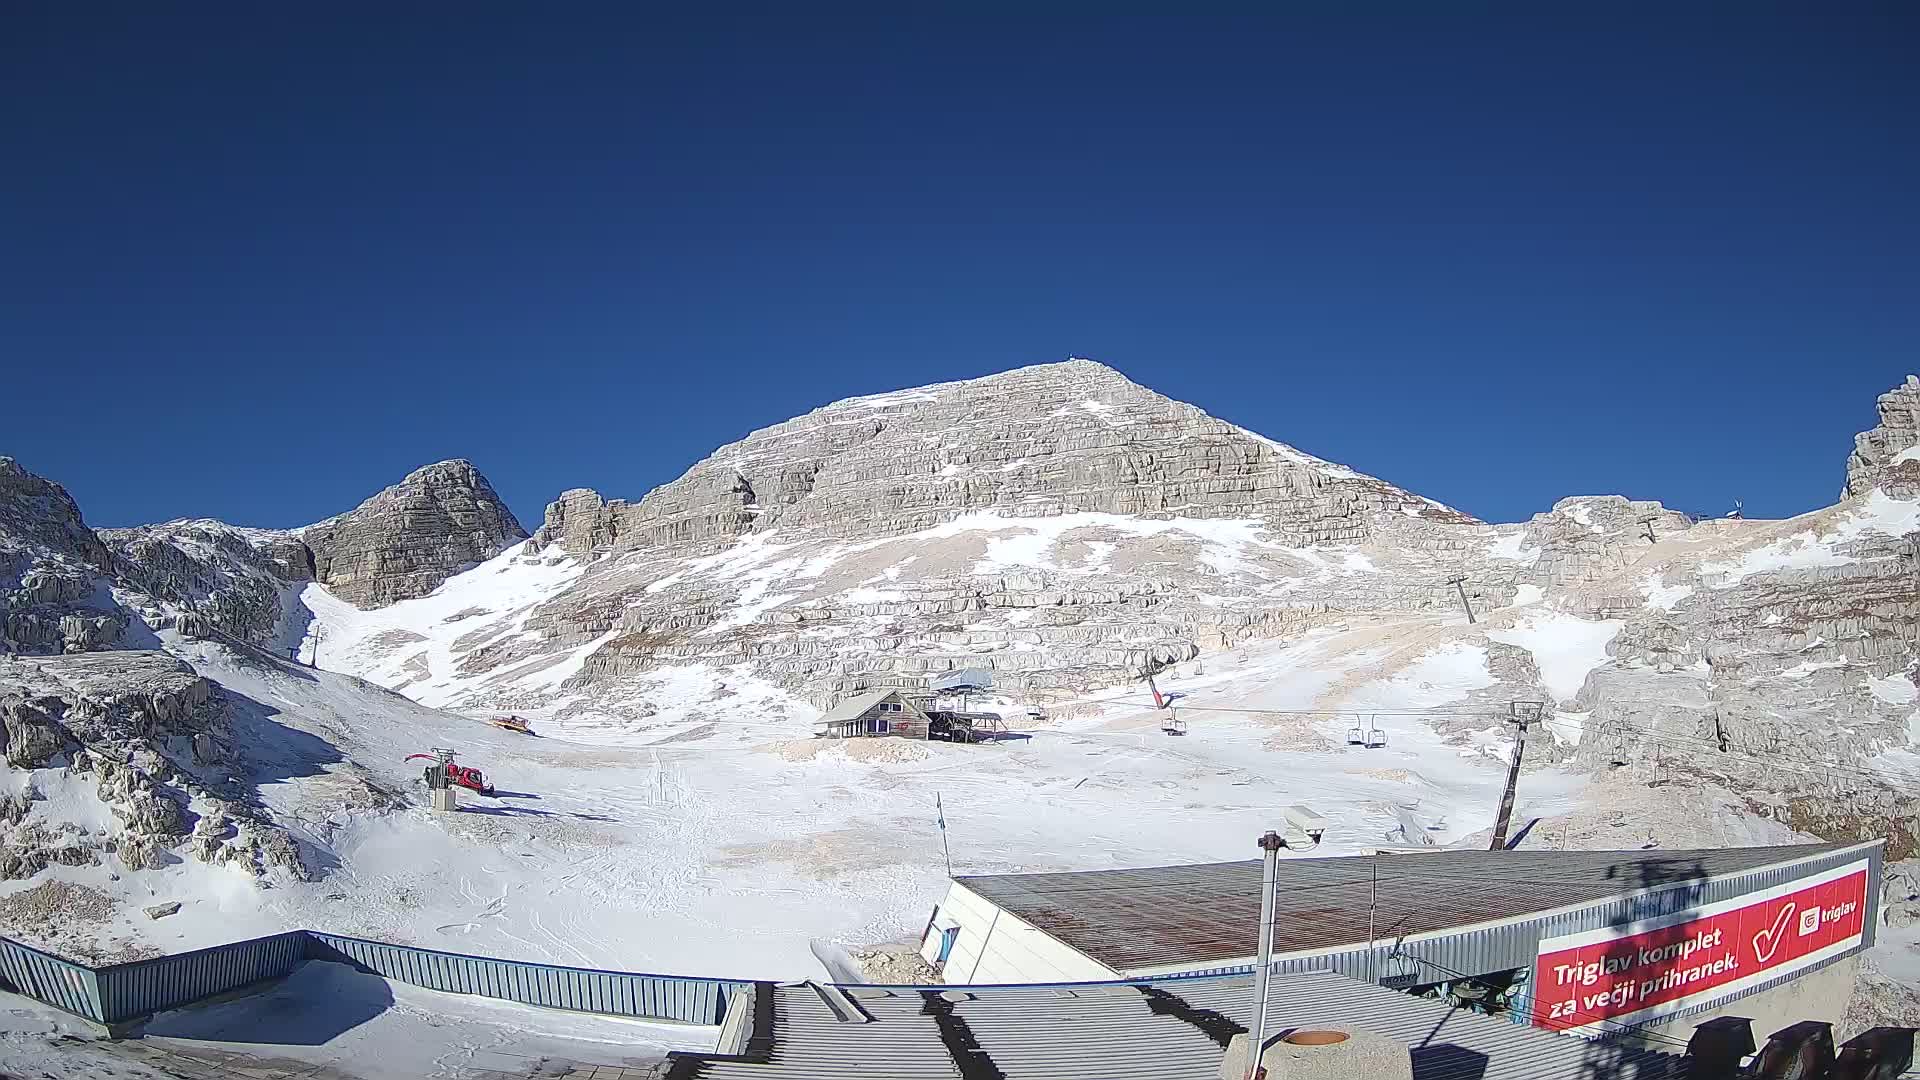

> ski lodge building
[813,688,933,739]
[813,669,1010,742]
[918,841,1883,1042]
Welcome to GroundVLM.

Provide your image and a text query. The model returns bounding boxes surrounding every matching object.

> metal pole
[1367,853,1378,983]
[936,793,953,878]
[1247,832,1284,1080]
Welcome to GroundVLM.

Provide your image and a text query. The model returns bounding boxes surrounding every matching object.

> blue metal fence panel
[302,931,747,1025]
[93,930,308,1024]
[0,934,103,1021]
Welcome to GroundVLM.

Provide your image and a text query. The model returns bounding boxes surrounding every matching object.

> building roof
[817,689,901,725]
[956,842,1849,973]
[667,969,1684,1080]
[930,667,994,692]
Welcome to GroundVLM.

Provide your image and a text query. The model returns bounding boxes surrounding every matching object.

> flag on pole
[936,792,946,832]
[1147,674,1166,709]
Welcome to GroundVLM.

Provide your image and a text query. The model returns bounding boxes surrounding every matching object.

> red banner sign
[1531,859,1869,1032]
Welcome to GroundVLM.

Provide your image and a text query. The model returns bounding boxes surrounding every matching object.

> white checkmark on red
[1753,903,1796,964]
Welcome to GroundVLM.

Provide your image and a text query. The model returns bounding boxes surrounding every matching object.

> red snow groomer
[407,751,495,796]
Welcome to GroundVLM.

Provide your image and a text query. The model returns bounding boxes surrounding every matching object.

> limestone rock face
[503,360,1480,703]
[528,360,1476,560]
[1844,374,1920,498]
[303,459,526,609]
[1,457,124,655]
[0,458,112,575]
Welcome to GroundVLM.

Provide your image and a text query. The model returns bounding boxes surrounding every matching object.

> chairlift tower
[1446,575,1477,624]
[1488,703,1544,850]
[426,747,458,812]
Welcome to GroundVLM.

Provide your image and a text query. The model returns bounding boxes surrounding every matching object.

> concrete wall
[1643,955,1860,1049]
[929,882,1116,985]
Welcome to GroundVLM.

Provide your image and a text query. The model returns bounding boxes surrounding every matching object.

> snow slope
[0,615,1590,982]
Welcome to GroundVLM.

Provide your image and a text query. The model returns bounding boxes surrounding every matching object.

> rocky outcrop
[528,360,1476,560]
[0,651,311,882]
[0,458,111,574]
[1519,496,1694,595]
[529,488,625,556]
[303,459,526,609]
[1844,374,1920,498]
[1,457,124,655]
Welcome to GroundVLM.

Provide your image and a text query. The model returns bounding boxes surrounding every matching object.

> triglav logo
[1797,907,1821,937]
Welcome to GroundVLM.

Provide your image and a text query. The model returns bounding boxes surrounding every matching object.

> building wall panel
[302,931,747,1025]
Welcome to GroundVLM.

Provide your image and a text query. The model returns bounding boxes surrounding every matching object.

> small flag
[1148,674,1166,709]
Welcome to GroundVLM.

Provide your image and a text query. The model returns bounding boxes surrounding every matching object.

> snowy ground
[0,609,1602,983]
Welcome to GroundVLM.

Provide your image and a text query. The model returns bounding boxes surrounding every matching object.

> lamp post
[1245,831,1286,1079]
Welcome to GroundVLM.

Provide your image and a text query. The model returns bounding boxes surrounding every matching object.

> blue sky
[4,6,1915,530]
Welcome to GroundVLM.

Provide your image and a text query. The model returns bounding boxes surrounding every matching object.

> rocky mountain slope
[319,361,1495,713]
[292,362,1920,855]
[0,456,525,946]
[2,360,1919,971]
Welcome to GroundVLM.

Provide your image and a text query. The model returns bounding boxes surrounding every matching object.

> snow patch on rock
[1487,614,1622,704]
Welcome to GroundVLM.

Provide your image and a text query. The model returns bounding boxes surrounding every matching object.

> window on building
[880,701,902,713]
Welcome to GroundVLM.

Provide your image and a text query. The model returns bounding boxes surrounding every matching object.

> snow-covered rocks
[0,648,312,904]
[104,518,312,647]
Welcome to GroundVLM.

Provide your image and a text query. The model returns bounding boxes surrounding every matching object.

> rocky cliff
[303,459,526,609]
[101,459,526,647]
[1844,375,1920,498]
[1,457,125,654]
[418,360,1482,704]
[527,359,1476,559]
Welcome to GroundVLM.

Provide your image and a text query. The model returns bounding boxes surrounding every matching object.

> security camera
[1285,804,1329,844]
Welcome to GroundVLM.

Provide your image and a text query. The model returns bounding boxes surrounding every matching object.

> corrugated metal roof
[930,668,994,692]
[956,842,1848,972]
[667,970,1684,1079]
[818,689,900,724]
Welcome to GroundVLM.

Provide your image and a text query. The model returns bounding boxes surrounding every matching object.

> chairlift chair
[1162,711,1187,736]
[1346,725,1366,746]
[1364,726,1388,748]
